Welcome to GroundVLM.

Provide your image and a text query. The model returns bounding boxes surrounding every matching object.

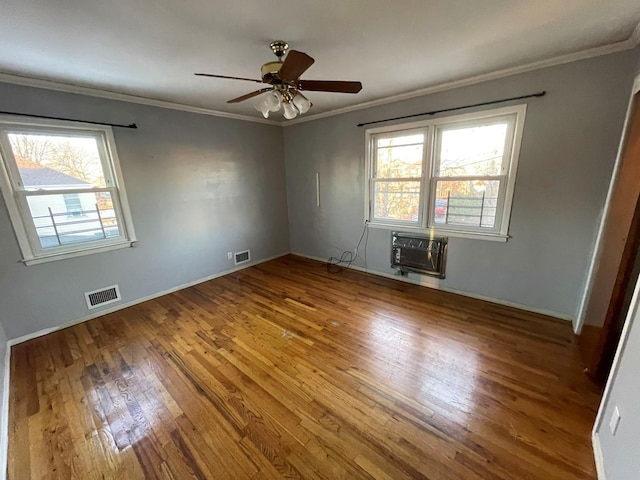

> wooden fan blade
[227,88,272,103]
[278,50,315,82]
[195,73,264,84]
[297,80,362,93]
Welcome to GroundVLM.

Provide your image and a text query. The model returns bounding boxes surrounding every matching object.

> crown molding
[0,72,281,126]
[0,22,638,128]
[285,22,640,126]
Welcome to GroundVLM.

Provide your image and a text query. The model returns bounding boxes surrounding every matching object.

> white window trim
[364,105,527,241]
[0,115,137,265]
[369,126,429,228]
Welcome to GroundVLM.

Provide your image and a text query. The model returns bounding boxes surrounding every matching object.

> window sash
[429,116,515,233]
[427,175,507,232]
[0,128,116,192]
[372,127,427,180]
[433,115,516,178]
[14,186,128,256]
[370,127,429,225]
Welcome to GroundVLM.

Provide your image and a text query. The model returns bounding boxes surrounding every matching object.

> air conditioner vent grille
[84,285,121,310]
[391,232,448,278]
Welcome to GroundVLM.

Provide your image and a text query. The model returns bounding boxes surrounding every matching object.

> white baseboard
[0,342,10,480]
[592,433,606,479]
[291,251,574,322]
[8,251,290,347]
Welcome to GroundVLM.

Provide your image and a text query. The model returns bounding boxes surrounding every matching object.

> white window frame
[0,115,137,265]
[365,105,526,241]
[370,127,429,228]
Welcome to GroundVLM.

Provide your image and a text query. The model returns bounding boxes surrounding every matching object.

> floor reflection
[368,312,479,423]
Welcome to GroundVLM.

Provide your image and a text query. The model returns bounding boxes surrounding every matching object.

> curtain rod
[356,91,546,127]
[0,110,137,129]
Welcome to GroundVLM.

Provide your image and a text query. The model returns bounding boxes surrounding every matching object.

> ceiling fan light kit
[195,40,362,120]
[255,89,312,119]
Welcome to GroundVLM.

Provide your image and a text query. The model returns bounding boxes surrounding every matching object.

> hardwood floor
[8,255,602,479]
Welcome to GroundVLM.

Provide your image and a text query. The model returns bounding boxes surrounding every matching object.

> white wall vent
[234,250,251,265]
[84,284,121,310]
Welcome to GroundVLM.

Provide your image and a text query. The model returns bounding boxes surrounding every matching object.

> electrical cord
[326,221,369,274]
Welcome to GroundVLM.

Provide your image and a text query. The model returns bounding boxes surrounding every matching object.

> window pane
[433,180,500,228]
[373,181,421,222]
[8,132,106,189]
[25,191,120,249]
[377,134,424,148]
[437,123,508,177]
[376,144,423,178]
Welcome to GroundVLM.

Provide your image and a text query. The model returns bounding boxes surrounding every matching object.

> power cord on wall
[326,221,369,274]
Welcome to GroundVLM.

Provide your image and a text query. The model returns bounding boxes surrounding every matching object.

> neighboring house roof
[15,155,90,187]
[19,167,90,187]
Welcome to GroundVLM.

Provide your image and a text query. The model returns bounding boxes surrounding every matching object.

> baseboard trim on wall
[7,251,290,347]
[0,342,10,480]
[592,433,607,479]
[291,251,574,322]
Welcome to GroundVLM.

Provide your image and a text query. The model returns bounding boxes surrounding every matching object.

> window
[63,193,83,216]
[0,116,136,264]
[366,105,526,240]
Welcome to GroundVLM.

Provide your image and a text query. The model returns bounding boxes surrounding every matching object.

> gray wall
[284,49,637,319]
[0,83,290,340]
[595,283,640,479]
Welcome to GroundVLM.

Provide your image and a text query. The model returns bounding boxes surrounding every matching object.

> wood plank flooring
[8,255,602,479]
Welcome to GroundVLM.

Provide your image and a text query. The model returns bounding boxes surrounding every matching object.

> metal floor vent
[234,250,251,265]
[84,285,121,310]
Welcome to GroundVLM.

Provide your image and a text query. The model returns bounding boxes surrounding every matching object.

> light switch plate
[609,406,621,436]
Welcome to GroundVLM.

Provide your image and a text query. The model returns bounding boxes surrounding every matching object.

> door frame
[575,74,640,334]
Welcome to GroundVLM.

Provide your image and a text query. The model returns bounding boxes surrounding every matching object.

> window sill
[22,240,137,266]
[367,222,509,242]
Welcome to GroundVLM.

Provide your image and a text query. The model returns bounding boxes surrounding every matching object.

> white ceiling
[1,0,640,121]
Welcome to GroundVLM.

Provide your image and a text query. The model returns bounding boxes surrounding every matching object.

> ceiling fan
[195,41,363,119]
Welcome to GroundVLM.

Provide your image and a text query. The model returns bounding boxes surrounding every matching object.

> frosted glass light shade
[255,100,271,118]
[283,101,298,119]
[292,94,311,114]
[265,91,282,112]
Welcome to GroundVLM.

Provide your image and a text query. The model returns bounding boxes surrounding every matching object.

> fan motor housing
[261,61,283,84]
